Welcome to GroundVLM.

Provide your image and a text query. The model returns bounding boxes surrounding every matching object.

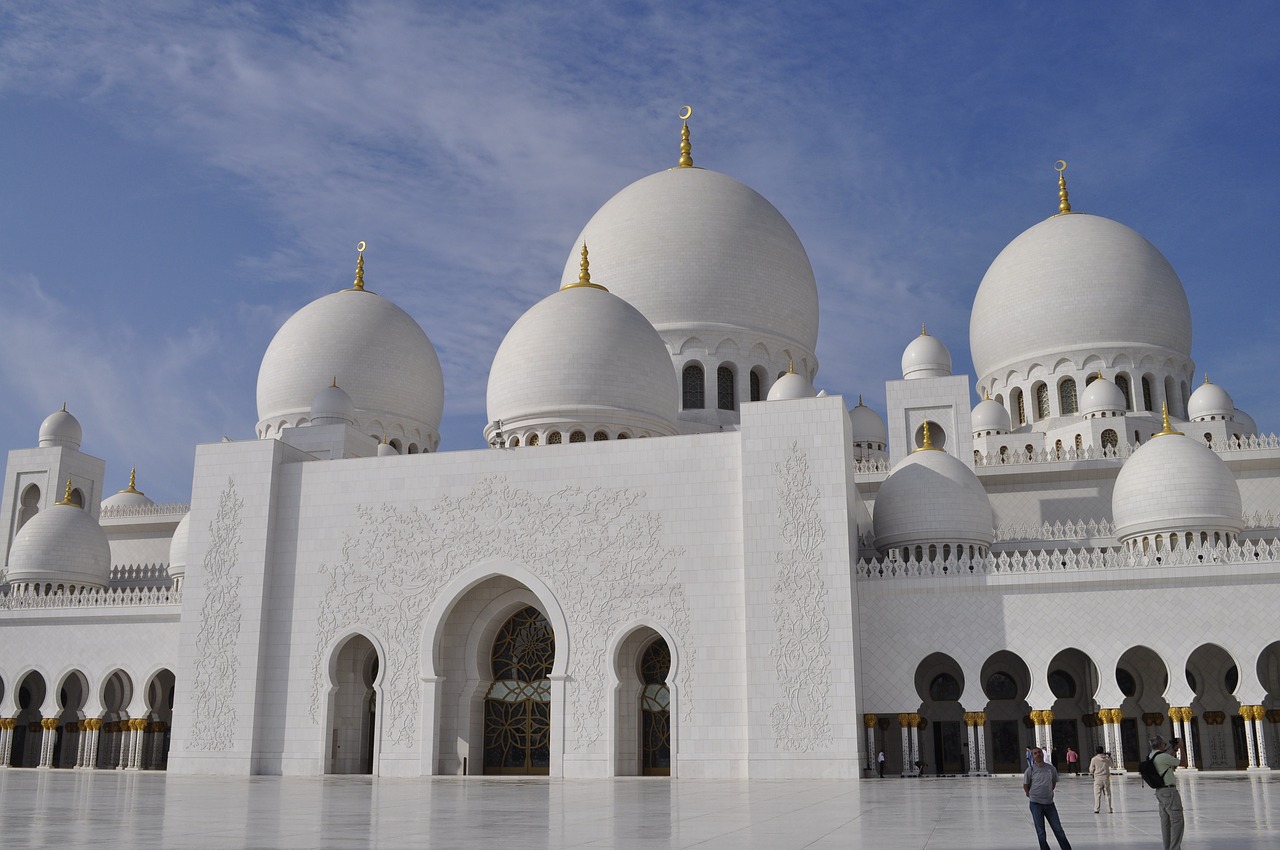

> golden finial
[1204,373,1210,385]
[61,402,67,412]
[678,106,693,168]
[914,420,938,452]
[1054,160,1073,215]
[787,358,795,374]
[983,387,990,400]
[56,478,75,506]
[350,241,367,291]
[560,243,607,291]
[1098,370,1104,381]
[331,376,339,388]
[119,468,143,495]
[1155,402,1184,437]
[857,394,864,407]
[921,324,928,336]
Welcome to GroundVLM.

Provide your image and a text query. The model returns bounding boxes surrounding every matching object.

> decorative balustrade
[99,502,189,519]
[994,518,1114,543]
[0,585,181,610]
[110,563,170,583]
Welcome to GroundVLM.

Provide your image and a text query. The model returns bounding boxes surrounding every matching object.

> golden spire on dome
[787,358,795,374]
[857,394,864,406]
[560,243,607,291]
[1154,402,1184,437]
[677,105,694,168]
[118,468,144,495]
[349,241,368,291]
[56,478,75,506]
[1204,373,1211,384]
[331,376,339,388]
[61,402,67,412]
[1098,370,1105,381]
[1054,160,1074,216]
[921,324,928,336]
[914,420,940,452]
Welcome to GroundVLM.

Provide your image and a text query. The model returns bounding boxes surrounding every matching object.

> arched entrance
[144,669,177,770]
[483,606,553,775]
[1116,646,1169,770]
[915,652,965,776]
[327,634,380,774]
[1187,643,1242,769]
[1047,648,1099,772]
[639,638,672,776]
[55,671,89,768]
[980,651,1031,773]
[13,672,46,768]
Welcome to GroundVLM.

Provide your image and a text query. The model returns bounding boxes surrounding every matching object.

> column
[864,715,877,773]
[0,718,14,766]
[126,718,148,770]
[38,718,59,768]
[1242,706,1260,769]
[1172,708,1198,770]
[910,715,922,777]
[1101,709,1124,771]
[975,712,989,774]
[963,713,979,775]
[148,722,168,770]
[115,721,131,770]
[1249,706,1269,771]
[898,713,912,777]
[1030,710,1054,755]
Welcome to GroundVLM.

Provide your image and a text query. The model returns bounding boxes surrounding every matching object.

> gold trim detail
[561,244,608,291]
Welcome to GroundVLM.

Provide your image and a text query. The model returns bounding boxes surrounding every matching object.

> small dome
[1112,422,1242,546]
[168,513,191,579]
[561,166,819,357]
[873,445,994,554]
[486,276,679,440]
[970,213,1192,383]
[1080,375,1127,417]
[7,498,112,588]
[39,405,82,449]
[1232,408,1258,437]
[849,398,888,446]
[901,328,952,379]
[1187,379,1234,421]
[767,366,816,401]
[310,381,356,426]
[101,469,155,510]
[256,274,444,449]
[972,396,1011,434]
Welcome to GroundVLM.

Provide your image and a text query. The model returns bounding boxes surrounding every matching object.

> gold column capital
[129,718,149,732]
[40,717,61,731]
[83,718,103,731]
[898,713,911,728]
[864,714,878,729]
[0,718,15,730]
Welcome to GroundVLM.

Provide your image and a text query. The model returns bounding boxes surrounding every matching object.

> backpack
[1137,753,1167,789]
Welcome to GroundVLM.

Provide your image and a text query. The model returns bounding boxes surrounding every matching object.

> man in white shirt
[1148,734,1184,850]
[1087,746,1112,814]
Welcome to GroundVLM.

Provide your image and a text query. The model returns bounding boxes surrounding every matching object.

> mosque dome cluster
[8,487,112,590]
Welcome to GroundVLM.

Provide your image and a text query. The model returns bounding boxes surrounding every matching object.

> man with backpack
[1144,735,1184,850]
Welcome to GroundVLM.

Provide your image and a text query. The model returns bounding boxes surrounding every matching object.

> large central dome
[970,213,1192,382]
[559,167,819,354]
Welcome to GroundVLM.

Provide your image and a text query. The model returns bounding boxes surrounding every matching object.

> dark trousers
[1029,801,1071,850]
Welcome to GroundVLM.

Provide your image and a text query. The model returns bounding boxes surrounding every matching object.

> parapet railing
[99,502,189,519]
[0,585,182,610]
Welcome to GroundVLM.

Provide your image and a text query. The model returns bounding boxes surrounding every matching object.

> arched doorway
[13,672,46,768]
[56,671,89,768]
[144,669,177,770]
[640,638,672,776]
[483,606,553,775]
[327,634,380,775]
[1188,643,1243,769]
[980,651,1031,773]
[98,670,133,769]
[1116,646,1169,770]
[1046,648,1099,772]
[915,652,965,776]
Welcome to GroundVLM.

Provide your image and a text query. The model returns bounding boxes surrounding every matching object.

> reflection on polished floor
[0,769,1278,849]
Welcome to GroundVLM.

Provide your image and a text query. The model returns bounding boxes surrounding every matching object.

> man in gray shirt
[1149,735,1184,850]
[1023,747,1072,850]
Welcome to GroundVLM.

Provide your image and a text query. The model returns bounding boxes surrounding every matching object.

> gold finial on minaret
[678,105,693,168]
[1204,373,1211,384]
[915,420,938,452]
[351,241,367,291]
[1155,402,1184,437]
[921,324,928,336]
[119,468,143,495]
[561,243,607,291]
[56,478,75,506]
[1054,160,1073,215]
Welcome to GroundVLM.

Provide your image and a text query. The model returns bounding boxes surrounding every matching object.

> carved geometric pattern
[309,476,690,751]
[187,479,244,751]
[769,443,833,751]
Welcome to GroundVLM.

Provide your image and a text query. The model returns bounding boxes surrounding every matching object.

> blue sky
[2,2,1279,502]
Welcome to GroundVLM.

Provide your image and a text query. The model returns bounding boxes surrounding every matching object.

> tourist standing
[1023,747,1072,850]
[1087,746,1112,813]
[1066,746,1078,774]
[877,750,885,778]
[1148,735,1184,850]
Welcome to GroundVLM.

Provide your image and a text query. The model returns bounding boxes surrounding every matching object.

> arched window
[569,431,586,443]
[527,434,539,446]
[389,438,402,452]
[1115,374,1132,409]
[617,433,630,440]
[1141,376,1154,412]
[18,484,40,531]
[1035,383,1050,420]
[1059,378,1078,415]
[1204,432,1213,446]
[69,488,84,508]
[682,364,705,410]
[1025,444,1034,459]
[1048,670,1077,699]
[717,366,735,411]
[548,432,562,445]
[593,431,608,441]
[1054,439,1063,459]
[929,673,962,702]
[484,607,554,774]
[984,672,1018,701]
[1012,388,1026,426]
[749,369,762,402]
[508,436,520,448]
[1074,434,1083,451]
[1164,376,1178,416]
[1101,429,1118,449]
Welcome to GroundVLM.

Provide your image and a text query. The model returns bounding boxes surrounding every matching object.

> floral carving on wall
[188,479,244,751]
[769,444,833,750]
[310,475,690,750]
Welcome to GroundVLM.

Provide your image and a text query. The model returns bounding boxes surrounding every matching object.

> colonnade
[0,716,169,770]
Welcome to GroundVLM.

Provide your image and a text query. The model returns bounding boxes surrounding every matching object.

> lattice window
[682,364,705,409]
[1101,429,1118,449]
[1115,374,1132,409]
[1059,378,1078,415]
[548,432,562,445]
[1035,384,1050,419]
[749,370,761,402]
[593,431,608,441]
[569,431,586,443]
[717,366,735,410]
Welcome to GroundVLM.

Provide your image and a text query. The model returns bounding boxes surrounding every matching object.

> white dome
[970,213,1192,382]
[310,382,356,426]
[1232,408,1257,437]
[849,399,888,445]
[7,501,112,588]
[901,330,952,379]
[101,471,155,510]
[873,447,994,554]
[1187,379,1234,421]
[1112,428,1242,545]
[767,368,816,401]
[256,288,444,448]
[39,406,82,449]
[560,167,819,356]
[971,397,1011,434]
[486,284,679,438]
[168,512,191,579]
[1080,376,1127,417]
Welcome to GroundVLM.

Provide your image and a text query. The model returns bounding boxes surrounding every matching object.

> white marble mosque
[2,119,1279,781]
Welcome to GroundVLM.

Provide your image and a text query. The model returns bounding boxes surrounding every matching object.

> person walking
[1024,747,1072,850]
[1148,735,1184,850]
[877,750,885,778]
[1087,746,1112,813]
[1066,746,1078,774]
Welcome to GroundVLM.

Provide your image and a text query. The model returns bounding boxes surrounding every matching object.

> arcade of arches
[0,667,175,770]
[863,644,1280,777]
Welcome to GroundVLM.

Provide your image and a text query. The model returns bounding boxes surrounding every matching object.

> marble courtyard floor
[1,768,1278,848]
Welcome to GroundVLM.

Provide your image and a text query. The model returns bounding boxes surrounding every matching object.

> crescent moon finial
[679,105,692,121]
[357,240,367,253]
[1054,160,1072,215]
[1054,160,1067,173]
[678,106,694,167]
